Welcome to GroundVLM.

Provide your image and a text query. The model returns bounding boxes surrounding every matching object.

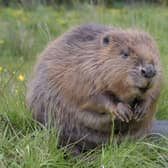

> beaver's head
[97,30,161,102]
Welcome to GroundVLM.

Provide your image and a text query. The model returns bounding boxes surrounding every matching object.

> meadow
[0,3,168,168]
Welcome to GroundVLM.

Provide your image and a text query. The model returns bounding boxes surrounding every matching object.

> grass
[0,3,168,168]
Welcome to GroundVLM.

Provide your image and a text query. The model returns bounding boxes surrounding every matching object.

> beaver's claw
[133,101,149,121]
[112,103,133,123]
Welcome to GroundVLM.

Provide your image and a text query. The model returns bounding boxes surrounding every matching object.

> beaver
[26,24,162,154]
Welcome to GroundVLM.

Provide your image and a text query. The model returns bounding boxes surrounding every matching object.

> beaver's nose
[141,64,156,78]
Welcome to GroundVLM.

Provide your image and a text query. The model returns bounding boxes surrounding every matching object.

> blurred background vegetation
[0,0,168,7]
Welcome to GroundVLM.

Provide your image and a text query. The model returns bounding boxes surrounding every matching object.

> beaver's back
[64,24,111,43]
[26,24,112,123]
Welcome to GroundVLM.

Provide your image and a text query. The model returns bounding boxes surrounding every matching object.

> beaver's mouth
[137,80,153,93]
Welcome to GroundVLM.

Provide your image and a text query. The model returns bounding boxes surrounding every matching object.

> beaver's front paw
[114,103,133,123]
[133,101,149,121]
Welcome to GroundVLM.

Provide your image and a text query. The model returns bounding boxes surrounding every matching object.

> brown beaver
[26,24,162,154]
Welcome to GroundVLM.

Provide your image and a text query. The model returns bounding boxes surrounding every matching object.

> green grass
[0,3,168,168]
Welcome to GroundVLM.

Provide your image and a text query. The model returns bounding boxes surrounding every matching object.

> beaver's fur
[27,24,162,154]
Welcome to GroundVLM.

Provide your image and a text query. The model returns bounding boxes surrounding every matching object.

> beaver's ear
[100,33,113,47]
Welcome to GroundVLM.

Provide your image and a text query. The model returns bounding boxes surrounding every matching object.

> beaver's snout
[140,64,156,79]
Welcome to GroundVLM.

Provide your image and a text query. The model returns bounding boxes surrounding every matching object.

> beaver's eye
[103,36,110,45]
[120,50,129,58]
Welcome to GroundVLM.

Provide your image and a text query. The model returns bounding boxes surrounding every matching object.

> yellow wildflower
[15,89,18,94]
[21,16,27,22]
[58,19,67,26]
[18,74,25,81]
[12,9,28,22]
[0,40,4,44]
[12,9,24,17]
[110,8,122,15]
[0,66,2,72]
